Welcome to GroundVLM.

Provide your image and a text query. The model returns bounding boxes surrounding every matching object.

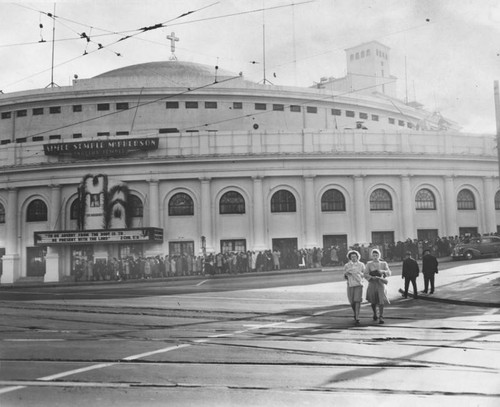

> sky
[1,0,499,134]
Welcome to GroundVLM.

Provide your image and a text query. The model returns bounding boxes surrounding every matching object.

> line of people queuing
[73,235,460,282]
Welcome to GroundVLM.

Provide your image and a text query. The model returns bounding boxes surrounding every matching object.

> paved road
[0,259,499,406]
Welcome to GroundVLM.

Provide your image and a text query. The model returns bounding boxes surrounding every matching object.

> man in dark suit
[402,251,419,298]
[421,249,439,294]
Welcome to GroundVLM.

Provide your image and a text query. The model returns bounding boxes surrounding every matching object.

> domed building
[0,40,497,283]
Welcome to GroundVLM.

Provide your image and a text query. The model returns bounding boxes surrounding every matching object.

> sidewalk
[392,259,500,308]
[2,258,499,307]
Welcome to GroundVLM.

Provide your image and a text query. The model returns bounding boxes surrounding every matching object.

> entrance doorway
[71,246,94,279]
[26,246,46,277]
[0,248,4,276]
[271,238,298,269]
[417,229,439,242]
[322,235,348,266]
[459,227,478,237]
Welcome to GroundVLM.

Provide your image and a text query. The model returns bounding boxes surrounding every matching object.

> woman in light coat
[343,250,365,325]
[364,249,391,324]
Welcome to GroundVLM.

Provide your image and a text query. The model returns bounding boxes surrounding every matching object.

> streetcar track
[0,379,498,399]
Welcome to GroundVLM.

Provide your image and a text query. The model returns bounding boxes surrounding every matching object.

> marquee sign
[34,228,164,246]
[43,137,159,158]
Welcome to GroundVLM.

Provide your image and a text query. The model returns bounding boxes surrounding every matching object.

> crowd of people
[72,235,468,282]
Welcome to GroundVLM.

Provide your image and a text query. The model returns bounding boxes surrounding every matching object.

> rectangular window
[306,106,318,114]
[16,110,27,117]
[407,122,413,128]
[273,104,284,111]
[33,108,44,116]
[388,118,395,124]
[371,114,379,121]
[16,137,27,143]
[346,110,355,117]
[186,130,199,133]
[1,112,12,119]
[97,132,110,137]
[73,105,82,112]
[49,106,61,114]
[220,239,247,254]
[166,101,179,109]
[255,103,266,110]
[0,139,11,145]
[290,105,301,112]
[97,103,110,111]
[398,120,405,126]
[72,133,82,139]
[169,241,195,256]
[116,131,129,136]
[49,135,61,140]
[371,231,395,246]
[159,128,179,134]
[359,112,368,119]
[331,109,341,116]
[233,102,242,109]
[32,136,44,142]
[204,101,217,109]
[185,101,199,109]
[116,102,129,110]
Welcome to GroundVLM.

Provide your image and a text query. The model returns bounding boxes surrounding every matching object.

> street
[0,259,499,406]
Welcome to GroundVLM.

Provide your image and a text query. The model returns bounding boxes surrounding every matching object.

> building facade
[0,41,498,283]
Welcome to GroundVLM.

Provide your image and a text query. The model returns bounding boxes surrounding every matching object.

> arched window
[219,191,245,214]
[321,189,346,212]
[0,202,5,223]
[169,193,194,216]
[495,191,500,210]
[26,199,48,222]
[129,195,143,217]
[70,199,80,220]
[457,189,475,210]
[271,190,296,213]
[415,188,436,210]
[370,188,393,211]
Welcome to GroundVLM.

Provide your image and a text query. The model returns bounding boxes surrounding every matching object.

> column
[304,176,318,248]
[444,176,457,236]
[148,179,160,227]
[482,177,496,234]
[353,176,366,244]
[252,176,266,251]
[45,185,62,282]
[400,175,414,240]
[200,178,214,253]
[1,188,20,284]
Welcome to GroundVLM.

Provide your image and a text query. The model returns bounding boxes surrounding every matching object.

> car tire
[464,251,474,260]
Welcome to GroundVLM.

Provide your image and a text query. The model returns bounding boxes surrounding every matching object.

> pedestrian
[343,250,365,325]
[364,249,391,324]
[402,251,419,298]
[421,249,438,294]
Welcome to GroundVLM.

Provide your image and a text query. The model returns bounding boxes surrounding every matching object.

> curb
[397,288,500,308]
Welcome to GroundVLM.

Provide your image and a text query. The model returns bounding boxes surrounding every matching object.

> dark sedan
[451,236,500,260]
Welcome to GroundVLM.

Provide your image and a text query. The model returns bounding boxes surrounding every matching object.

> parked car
[451,236,500,260]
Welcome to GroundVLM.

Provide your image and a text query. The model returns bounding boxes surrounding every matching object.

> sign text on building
[34,228,164,245]
[43,137,159,158]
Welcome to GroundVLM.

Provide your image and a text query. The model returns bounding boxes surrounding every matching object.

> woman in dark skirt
[364,249,391,324]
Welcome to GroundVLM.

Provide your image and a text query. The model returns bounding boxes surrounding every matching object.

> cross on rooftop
[167,32,179,60]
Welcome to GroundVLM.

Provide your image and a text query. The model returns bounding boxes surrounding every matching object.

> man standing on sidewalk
[402,251,419,298]
[421,249,438,294]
